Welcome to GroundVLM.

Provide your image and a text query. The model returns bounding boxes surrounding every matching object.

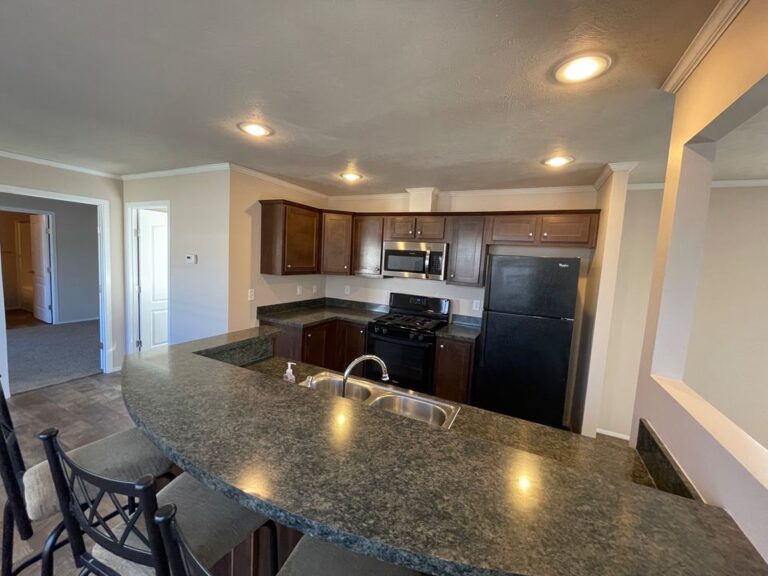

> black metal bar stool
[39,428,278,576]
[0,380,173,576]
[155,504,421,576]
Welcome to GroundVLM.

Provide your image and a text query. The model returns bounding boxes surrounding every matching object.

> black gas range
[364,293,450,394]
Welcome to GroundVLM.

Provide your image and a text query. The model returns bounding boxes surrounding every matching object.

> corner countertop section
[122,329,768,576]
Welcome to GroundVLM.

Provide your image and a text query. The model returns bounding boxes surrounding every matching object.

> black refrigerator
[473,255,580,428]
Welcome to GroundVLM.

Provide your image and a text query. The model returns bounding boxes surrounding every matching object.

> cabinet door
[433,337,473,403]
[386,216,417,239]
[490,215,539,243]
[416,216,446,240]
[540,214,595,246]
[352,216,384,275]
[340,321,367,375]
[447,217,486,286]
[284,205,320,273]
[321,212,353,274]
[302,321,337,369]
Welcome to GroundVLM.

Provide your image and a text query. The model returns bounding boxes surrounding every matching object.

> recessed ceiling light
[238,122,274,137]
[340,172,363,183]
[555,53,611,83]
[543,156,574,168]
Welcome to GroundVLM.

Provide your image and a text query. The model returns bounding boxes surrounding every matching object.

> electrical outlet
[247,289,255,301]
[296,285,302,296]
[344,285,351,295]
[184,254,198,264]
[312,285,318,295]
[472,300,481,311]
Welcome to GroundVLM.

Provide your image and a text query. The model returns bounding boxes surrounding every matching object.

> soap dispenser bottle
[283,362,296,383]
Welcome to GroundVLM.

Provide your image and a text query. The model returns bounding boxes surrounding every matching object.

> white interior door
[29,214,52,323]
[137,209,169,349]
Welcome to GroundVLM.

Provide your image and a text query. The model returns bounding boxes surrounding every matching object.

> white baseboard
[596,428,631,441]
[55,317,100,325]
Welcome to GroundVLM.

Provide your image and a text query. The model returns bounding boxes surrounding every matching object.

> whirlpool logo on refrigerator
[558,263,570,268]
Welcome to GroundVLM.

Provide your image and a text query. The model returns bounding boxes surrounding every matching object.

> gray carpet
[6,320,101,394]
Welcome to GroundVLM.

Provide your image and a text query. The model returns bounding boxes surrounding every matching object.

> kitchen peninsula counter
[122,329,768,576]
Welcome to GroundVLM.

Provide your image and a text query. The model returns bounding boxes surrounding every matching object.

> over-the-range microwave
[382,241,448,281]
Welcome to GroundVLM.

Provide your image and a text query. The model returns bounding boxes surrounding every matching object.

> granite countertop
[258,303,481,341]
[122,329,768,576]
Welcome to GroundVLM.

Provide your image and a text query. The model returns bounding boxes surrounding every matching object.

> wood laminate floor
[3,372,132,575]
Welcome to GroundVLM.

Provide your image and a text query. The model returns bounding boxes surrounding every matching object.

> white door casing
[29,214,52,323]
[137,209,169,349]
[15,221,34,311]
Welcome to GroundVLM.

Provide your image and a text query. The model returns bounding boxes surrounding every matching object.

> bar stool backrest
[0,382,33,539]
[39,428,170,576]
[155,504,213,576]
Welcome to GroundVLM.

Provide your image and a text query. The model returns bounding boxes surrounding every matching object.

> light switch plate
[344,285,351,295]
[247,289,255,301]
[296,285,302,296]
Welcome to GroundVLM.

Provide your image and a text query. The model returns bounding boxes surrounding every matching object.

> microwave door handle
[424,249,431,274]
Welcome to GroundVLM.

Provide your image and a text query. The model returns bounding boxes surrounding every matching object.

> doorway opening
[1,196,102,395]
[126,203,169,352]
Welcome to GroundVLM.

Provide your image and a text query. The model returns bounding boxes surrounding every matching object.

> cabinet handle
[417,230,422,235]
[307,333,311,338]
[528,232,533,237]
[359,330,364,334]
[440,344,444,349]
[450,274,455,278]
[344,265,347,269]
[287,264,292,268]
[543,232,548,237]
[409,230,413,234]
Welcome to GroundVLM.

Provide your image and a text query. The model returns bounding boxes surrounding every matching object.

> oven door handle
[367,333,435,348]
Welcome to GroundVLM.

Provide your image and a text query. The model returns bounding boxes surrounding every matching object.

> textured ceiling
[0,0,718,194]
[714,105,768,181]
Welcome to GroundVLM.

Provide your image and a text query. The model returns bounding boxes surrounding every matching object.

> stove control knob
[374,326,380,334]
[409,332,416,340]
[382,328,388,335]
[418,334,424,342]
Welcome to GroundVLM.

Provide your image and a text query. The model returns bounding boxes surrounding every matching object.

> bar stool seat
[92,472,270,575]
[22,427,172,522]
[277,536,419,576]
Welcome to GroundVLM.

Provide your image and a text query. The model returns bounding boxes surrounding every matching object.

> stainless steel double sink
[299,371,460,430]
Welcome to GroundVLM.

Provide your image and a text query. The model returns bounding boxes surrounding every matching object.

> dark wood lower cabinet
[211,525,303,576]
[433,337,475,404]
[338,320,367,375]
[303,321,338,370]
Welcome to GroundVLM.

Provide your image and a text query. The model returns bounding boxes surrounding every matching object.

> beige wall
[0,211,28,310]
[632,0,768,558]
[684,186,768,447]
[0,155,124,370]
[598,188,662,437]
[229,166,329,331]
[124,170,231,343]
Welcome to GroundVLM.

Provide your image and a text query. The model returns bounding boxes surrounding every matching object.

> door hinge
[48,304,52,310]
[99,342,104,350]
[133,228,139,238]
[136,340,143,351]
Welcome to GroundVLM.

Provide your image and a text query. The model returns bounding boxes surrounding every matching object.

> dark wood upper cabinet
[386,216,417,239]
[540,213,597,246]
[386,216,446,240]
[260,200,321,275]
[416,216,446,240]
[490,215,538,243]
[433,337,474,404]
[352,216,384,275]
[321,212,353,275]
[447,216,487,286]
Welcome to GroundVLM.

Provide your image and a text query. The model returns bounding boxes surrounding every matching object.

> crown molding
[0,149,119,180]
[121,163,230,181]
[628,179,768,191]
[329,192,409,202]
[593,162,640,190]
[661,0,749,94]
[445,185,596,198]
[229,163,328,199]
